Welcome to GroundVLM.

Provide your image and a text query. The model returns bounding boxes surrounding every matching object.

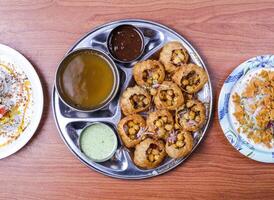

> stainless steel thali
[52,19,213,179]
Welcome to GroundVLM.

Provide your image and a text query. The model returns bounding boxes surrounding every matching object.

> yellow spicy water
[59,50,114,110]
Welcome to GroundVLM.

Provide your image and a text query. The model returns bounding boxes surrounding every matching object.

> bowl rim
[78,122,118,163]
[106,24,145,63]
[54,47,120,113]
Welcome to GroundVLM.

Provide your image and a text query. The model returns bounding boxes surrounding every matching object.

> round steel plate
[52,19,213,179]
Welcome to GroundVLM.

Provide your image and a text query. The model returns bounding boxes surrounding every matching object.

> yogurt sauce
[80,123,117,162]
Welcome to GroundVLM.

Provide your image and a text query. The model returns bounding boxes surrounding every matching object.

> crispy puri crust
[133,138,166,169]
[147,109,174,139]
[154,81,184,110]
[176,99,206,132]
[116,41,209,169]
[159,41,189,73]
[120,85,151,115]
[172,64,208,94]
[133,60,165,87]
[165,131,193,159]
[117,114,146,148]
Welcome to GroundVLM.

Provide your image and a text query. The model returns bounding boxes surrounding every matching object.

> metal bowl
[78,122,118,163]
[55,48,120,112]
[107,24,145,63]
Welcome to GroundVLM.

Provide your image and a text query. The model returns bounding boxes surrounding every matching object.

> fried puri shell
[118,114,146,148]
[159,41,189,73]
[176,99,206,132]
[133,60,165,87]
[120,86,151,115]
[154,81,184,110]
[172,64,208,94]
[134,138,166,169]
[166,130,193,159]
[147,109,174,139]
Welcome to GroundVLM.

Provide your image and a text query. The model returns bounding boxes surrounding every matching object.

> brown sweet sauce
[108,25,144,62]
[58,50,114,110]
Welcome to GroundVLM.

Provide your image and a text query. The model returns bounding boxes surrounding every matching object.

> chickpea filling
[180,71,200,91]
[153,115,173,138]
[170,132,186,149]
[184,93,196,101]
[171,49,188,66]
[130,94,149,109]
[179,101,202,125]
[146,144,162,162]
[124,120,141,140]
[159,89,178,106]
[150,88,157,96]
[142,69,161,85]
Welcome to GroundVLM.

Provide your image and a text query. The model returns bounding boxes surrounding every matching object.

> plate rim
[0,44,44,159]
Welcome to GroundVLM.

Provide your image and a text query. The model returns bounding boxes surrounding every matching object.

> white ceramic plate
[0,44,43,159]
[218,55,274,163]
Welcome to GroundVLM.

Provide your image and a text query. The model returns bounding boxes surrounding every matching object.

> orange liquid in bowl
[58,50,115,110]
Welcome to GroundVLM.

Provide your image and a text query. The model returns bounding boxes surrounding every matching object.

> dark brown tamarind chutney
[108,25,144,62]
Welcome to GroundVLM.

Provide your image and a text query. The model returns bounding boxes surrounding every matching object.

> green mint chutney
[80,123,117,162]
